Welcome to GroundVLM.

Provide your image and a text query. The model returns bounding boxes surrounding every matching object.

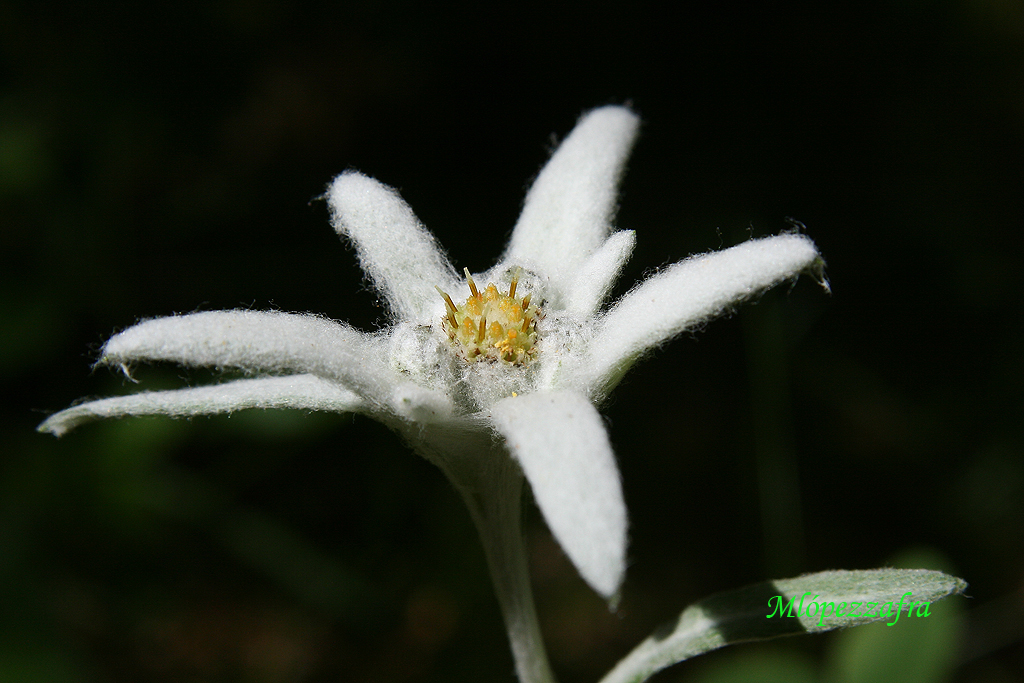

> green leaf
[599,568,967,683]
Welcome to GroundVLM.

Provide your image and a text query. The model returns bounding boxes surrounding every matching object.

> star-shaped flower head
[39,106,824,606]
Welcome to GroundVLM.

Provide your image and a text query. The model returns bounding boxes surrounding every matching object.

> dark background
[2,1,1021,681]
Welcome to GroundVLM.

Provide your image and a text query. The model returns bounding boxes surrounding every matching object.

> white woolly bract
[327,171,460,324]
[99,310,453,420]
[584,233,823,396]
[38,375,364,437]
[490,390,627,599]
[506,106,640,309]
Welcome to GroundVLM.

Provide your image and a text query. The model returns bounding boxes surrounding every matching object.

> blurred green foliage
[2,0,1021,681]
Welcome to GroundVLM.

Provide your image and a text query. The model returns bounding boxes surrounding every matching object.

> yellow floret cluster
[436,269,540,365]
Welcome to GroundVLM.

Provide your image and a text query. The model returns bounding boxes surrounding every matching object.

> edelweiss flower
[40,106,824,681]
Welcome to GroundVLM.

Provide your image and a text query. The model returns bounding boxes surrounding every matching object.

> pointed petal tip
[325,170,377,209]
[594,562,627,603]
[579,104,640,133]
[606,586,624,612]
[774,231,830,291]
[37,406,91,438]
[325,171,396,239]
[566,229,637,316]
[36,417,64,438]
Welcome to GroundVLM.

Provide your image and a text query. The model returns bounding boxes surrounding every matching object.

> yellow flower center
[436,268,540,365]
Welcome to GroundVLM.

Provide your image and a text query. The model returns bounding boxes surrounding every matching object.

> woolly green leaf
[600,569,967,683]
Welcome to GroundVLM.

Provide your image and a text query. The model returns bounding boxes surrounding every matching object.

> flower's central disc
[436,269,540,365]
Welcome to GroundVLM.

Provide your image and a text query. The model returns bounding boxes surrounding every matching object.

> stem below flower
[442,447,558,683]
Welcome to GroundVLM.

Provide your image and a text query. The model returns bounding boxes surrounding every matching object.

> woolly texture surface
[40,105,826,604]
[99,310,452,418]
[491,391,626,598]
[507,107,639,308]
[565,229,636,317]
[586,233,823,395]
[328,172,459,323]
[40,375,364,438]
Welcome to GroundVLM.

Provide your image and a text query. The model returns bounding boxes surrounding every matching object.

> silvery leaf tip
[39,105,826,603]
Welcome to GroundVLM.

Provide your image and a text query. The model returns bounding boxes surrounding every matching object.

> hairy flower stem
[442,446,557,683]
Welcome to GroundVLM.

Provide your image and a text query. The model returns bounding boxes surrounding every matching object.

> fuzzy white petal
[100,310,451,418]
[327,171,460,323]
[490,391,627,599]
[585,233,823,395]
[565,230,636,318]
[37,374,365,437]
[506,106,639,304]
